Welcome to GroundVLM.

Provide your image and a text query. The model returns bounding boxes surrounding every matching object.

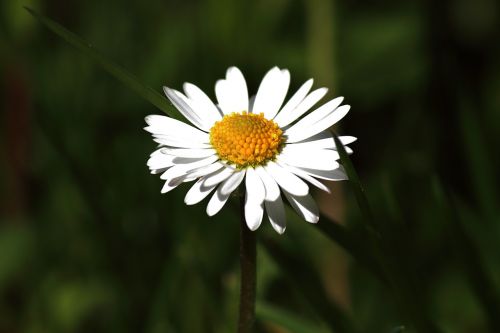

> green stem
[238,194,256,333]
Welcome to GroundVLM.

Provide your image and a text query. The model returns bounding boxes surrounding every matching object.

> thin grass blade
[316,214,388,284]
[433,178,500,332]
[332,132,376,229]
[25,7,180,119]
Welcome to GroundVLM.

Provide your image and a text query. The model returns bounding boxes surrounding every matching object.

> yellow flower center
[209,112,284,168]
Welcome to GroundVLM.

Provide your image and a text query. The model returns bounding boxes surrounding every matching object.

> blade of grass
[261,236,360,333]
[332,133,377,231]
[256,302,330,333]
[25,7,180,119]
[316,214,388,284]
[432,178,500,332]
[332,132,443,333]
[450,196,500,332]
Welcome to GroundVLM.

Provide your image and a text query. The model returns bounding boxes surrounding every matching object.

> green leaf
[256,302,330,333]
[25,7,180,119]
[332,133,376,229]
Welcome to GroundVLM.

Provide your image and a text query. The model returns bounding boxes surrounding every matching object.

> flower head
[145,67,356,234]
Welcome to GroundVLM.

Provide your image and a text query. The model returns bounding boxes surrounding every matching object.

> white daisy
[145,66,356,234]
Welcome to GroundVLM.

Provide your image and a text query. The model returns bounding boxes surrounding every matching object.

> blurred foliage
[1,0,500,332]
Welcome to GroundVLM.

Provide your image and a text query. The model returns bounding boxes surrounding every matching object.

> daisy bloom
[145,66,356,234]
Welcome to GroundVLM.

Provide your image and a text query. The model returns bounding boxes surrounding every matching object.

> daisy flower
[145,66,356,234]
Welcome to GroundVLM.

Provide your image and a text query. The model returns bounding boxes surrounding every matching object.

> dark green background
[1,0,500,332]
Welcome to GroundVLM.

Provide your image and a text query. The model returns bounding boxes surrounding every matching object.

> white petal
[227,67,249,111]
[203,166,235,187]
[220,170,246,195]
[160,165,187,182]
[278,146,340,171]
[265,195,286,234]
[290,96,344,129]
[206,185,231,216]
[147,149,175,171]
[293,131,335,149]
[273,78,313,122]
[170,155,217,166]
[283,192,319,223]
[215,81,230,114]
[275,87,328,128]
[188,161,225,178]
[285,105,351,143]
[161,175,185,194]
[152,134,211,149]
[244,168,265,231]
[255,166,280,201]
[163,87,211,131]
[296,165,348,181]
[335,136,357,147]
[149,148,165,157]
[264,161,309,196]
[245,168,266,202]
[183,82,222,123]
[160,155,219,181]
[253,67,290,119]
[281,163,331,193]
[184,178,218,205]
[215,67,249,114]
[160,147,216,158]
[341,146,354,154]
[292,133,356,150]
[161,182,177,194]
[183,173,199,182]
[150,168,168,175]
[145,114,209,142]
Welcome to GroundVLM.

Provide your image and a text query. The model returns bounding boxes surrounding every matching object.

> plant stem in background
[238,194,256,333]
[306,0,352,312]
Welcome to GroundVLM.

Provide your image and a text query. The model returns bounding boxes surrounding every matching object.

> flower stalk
[238,193,256,333]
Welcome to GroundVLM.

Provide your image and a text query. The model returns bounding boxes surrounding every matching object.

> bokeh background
[1,0,500,332]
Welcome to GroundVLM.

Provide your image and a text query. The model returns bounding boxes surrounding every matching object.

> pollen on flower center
[209,112,284,168]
